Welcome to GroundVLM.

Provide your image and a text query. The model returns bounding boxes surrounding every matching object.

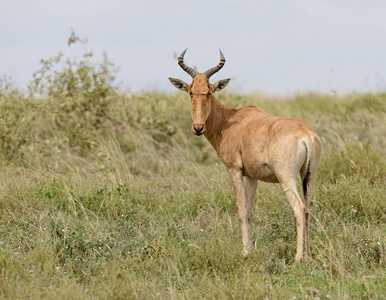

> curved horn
[178,48,198,78]
[203,49,226,79]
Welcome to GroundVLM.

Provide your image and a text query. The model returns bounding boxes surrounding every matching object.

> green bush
[29,30,118,99]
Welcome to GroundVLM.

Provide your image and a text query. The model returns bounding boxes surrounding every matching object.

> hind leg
[302,177,314,259]
[301,141,321,259]
[302,167,319,259]
[279,177,305,261]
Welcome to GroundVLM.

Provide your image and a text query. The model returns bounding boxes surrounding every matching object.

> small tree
[28,29,119,99]
[26,30,122,150]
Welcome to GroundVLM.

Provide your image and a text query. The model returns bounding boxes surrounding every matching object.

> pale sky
[1,0,386,95]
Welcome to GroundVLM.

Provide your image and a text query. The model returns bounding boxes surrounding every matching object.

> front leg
[228,169,255,256]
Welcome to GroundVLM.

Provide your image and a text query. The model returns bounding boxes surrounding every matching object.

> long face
[189,74,212,135]
[168,49,230,136]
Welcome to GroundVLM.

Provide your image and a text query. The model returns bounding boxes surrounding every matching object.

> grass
[0,90,385,299]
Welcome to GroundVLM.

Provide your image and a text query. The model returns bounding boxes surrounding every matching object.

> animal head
[169,49,230,135]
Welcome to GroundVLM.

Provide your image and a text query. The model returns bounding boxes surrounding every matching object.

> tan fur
[170,73,321,261]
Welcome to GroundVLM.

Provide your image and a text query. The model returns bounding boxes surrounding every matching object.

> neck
[204,95,236,151]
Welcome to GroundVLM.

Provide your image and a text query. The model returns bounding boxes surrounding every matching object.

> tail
[301,140,312,198]
[302,159,311,197]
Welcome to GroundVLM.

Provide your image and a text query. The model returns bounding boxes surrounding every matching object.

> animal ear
[212,78,230,93]
[168,77,189,92]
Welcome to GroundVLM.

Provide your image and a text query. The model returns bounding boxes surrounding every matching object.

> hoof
[243,247,254,257]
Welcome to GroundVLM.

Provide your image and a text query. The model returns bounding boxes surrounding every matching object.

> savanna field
[0,36,385,299]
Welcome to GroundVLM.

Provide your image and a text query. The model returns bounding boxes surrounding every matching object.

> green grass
[0,90,385,299]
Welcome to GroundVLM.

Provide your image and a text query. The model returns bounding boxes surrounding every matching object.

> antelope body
[169,49,321,261]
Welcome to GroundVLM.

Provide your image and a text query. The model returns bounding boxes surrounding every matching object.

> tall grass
[0,88,385,299]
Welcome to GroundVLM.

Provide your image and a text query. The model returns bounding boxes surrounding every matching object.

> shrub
[28,29,119,99]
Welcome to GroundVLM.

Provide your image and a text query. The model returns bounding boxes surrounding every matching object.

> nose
[192,123,205,135]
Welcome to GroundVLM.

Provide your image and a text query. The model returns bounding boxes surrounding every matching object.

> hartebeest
[169,49,321,261]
